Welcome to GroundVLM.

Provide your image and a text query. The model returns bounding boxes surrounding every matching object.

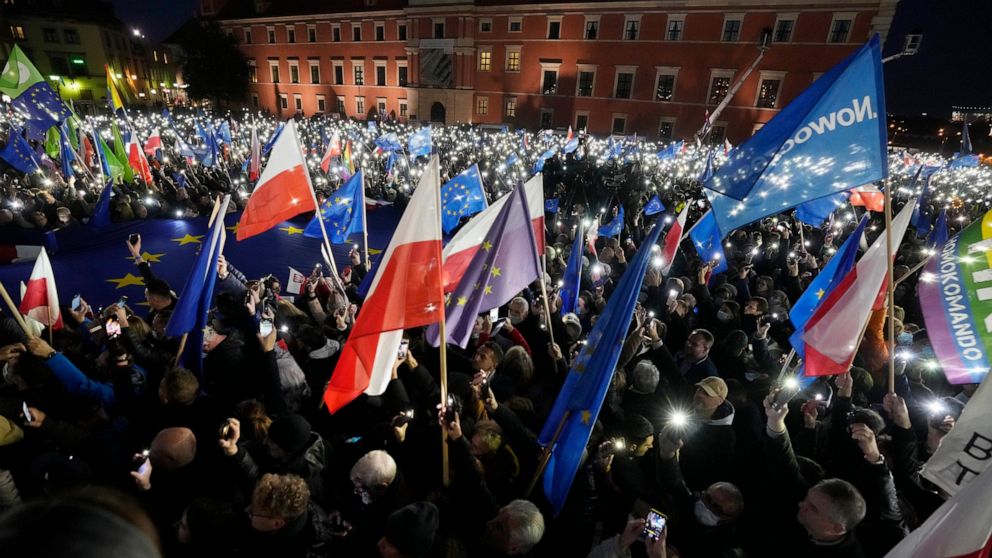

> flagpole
[883,182,897,394]
[894,258,929,287]
[525,410,571,497]
[46,306,53,345]
[361,172,371,271]
[432,157,451,487]
[0,282,32,336]
[174,195,224,365]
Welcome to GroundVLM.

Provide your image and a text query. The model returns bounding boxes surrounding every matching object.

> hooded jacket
[678,401,737,491]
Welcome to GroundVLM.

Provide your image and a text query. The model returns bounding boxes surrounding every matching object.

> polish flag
[128,136,154,184]
[82,134,94,168]
[659,205,689,275]
[144,129,162,157]
[236,120,317,241]
[850,184,885,212]
[18,249,63,330]
[802,200,915,376]
[323,156,445,413]
[441,174,545,292]
[248,125,261,182]
[565,126,574,143]
[320,134,341,173]
[884,466,992,558]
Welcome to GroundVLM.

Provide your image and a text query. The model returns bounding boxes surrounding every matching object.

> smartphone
[22,402,33,423]
[71,294,82,311]
[219,420,235,440]
[128,233,140,246]
[259,319,274,337]
[344,436,362,444]
[105,317,122,339]
[642,509,667,541]
[117,295,128,308]
[489,308,499,322]
[397,339,409,360]
[133,449,150,472]
[772,387,796,410]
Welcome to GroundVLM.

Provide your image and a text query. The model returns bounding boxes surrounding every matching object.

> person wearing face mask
[655,434,745,557]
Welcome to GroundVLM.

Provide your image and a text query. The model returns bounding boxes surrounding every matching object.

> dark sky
[111,0,992,117]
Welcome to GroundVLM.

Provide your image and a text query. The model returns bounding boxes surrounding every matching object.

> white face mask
[694,499,722,527]
[509,315,524,325]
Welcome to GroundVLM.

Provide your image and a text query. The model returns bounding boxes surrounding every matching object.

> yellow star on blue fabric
[481,240,493,252]
[484,285,493,295]
[580,410,592,424]
[226,223,240,235]
[816,288,825,299]
[127,252,165,263]
[106,273,145,289]
[171,234,203,246]
[279,226,304,235]
[490,266,501,277]
[456,296,467,306]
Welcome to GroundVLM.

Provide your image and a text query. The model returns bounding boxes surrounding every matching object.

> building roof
[214,0,407,20]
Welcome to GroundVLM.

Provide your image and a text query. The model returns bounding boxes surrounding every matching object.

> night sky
[113,0,992,117]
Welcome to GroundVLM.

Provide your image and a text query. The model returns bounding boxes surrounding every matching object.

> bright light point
[557,280,564,287]
[582,219,591,227]
[927,400,945,416]
[144,197,154,204]
[751,248,760,256]
[591,264,603,275]
[669,411,688,428]
[648,311,655,318]
[783,377,800,391]
[664,216,673,224]
[174,210,183,218]
[814,393,824,401]
[279,325,289,333]
[924,360,939,371]
[960,256,975,264]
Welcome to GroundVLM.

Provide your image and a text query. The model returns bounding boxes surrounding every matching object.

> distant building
[207,0,898,142]
[2,0,187,114]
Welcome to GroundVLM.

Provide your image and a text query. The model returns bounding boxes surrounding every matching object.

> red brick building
[205,0,899,142]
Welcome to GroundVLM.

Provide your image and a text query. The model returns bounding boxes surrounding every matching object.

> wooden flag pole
[525,410,571,497]
[431,157,451,487]
[361,171,371,271]
[0,282,32,336]
[883,183,897,394]
[537,254,557,348]
[894,258,930,287]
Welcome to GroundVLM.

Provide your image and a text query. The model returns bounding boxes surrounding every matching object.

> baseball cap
[696,376,728,399]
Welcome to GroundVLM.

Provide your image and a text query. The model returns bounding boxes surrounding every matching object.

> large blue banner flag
[0,129,42,174]
[539,218,666,515]
[304,170,366,243]
[704,35,887,238]
[441,164,487,234]
[688,211,727,275]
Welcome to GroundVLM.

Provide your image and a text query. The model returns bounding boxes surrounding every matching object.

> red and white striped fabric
[236,120,316,241]
[850,184,885,212]
[129,136,153,184]
[320,133,341,173]
[248,125,261,182]
[659,205,689,275]
[441,174,544,292]
[18,248,63,330]
[323,156,446,413]
[143,129,162,157]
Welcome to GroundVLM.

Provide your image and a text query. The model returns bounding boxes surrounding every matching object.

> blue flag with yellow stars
[538,217,666,515]
[644,194,665,216]
[545,199,559,214]
[441,164,487,234]
[597,206,624,237]
[0,45,69,141]
[0,128,42,174]
[303,170,366,243]
[687,210,728,275]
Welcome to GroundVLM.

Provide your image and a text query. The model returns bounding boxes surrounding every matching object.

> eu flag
[441,165,487,233]
[545,199,560,214]
[58,127,76,179]
[910,169,932,236]
[533,147,558,173]
[408,127,432,157]
[502,151,520,169]
[0,128,42,174]
[90,180,113,229]
[687,211,727,275]
[559,221,585,315]
[597,206,624,237]
[606,138,623,160]
[539,218,666,515]
[704,36,887,237]
[789,214,868,357]
[304,170,365,244]
[375,132,402,153]
[563,137,579,154]
[644,195,665,216]
[795,192,849,227]
[656,140,684,161]
[0,46,69,140]
[928,209,948,249]
[263,122,284,156]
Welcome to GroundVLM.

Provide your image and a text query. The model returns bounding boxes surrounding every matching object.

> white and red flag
[248,125,261,182]
[659,205,689,275]
[128,136,154,184]
[323,156,445,413]
[320,133,341,173]
[850,184,885,212]
[143,129,162,157]
[18,249,63,330]
[236,120,316,241]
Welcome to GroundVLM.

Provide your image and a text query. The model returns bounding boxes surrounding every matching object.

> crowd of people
[0,106,991,558]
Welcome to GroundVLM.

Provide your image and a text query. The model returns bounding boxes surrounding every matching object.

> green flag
[44,126,61,159]
[0,45,46,98]
[97,133,124,183]
[111,121,134,182]
[65,104,81,150]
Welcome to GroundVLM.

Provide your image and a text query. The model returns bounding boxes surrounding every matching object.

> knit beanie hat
[384,502,439,557]
[267,414,311,455]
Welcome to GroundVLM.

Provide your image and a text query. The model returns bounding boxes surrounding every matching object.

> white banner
[921,377,992,496]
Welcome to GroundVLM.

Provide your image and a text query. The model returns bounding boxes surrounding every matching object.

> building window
[336,97,346,114]
[279,94,288,109]
[434,21,445,39]
[398,65,408,86]
[614,71,634,99]
[400,101,408,117]
[540,109,553,129]
[506,49,521,72]
[666,18,684,41]
[659,119,675,140]
[10,26,25,40]
[585,18,599,39]
[43,28,58,43]
[248,62,258,83]
[612,115,627,134]
[356,96,365,115]
[774,18,794,42]
[307,25,316,42]
[353,25,362,42]
[709,125,726,144]
[478,50,491,71]
[829,18,852,43]
[723,19,741,42]
[655,73,675,101]
[251,93,259,108]
[756,77,782,108]
[624,18,640,40]
[64,29,79,44]
[708,76,731,104]
[244,27,253,44]
[310,62,320,84]
[477,96,489,115]
[398,23,407,40]
[548,19,561,40]
[376,64,386,86]
[294,94,302,111]
[577,71,595,96]
[354,65,364,85]
[334,63,344,85]
[332,25,341,42]
[317,95,326,112]
[287,27,296,43]
[289,61,300,83]
[480,19,492,33]
[505,97,516,117]
[576,113,589,131]
[267,27,275,43]
[377,99,387,114]
[270,62,280,83]
[542,70,558,95]
[509,18,522,32]
[375,24,384,41]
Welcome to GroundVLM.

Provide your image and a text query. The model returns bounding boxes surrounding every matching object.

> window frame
[505,46,522,72]
[476,95,489,116]
[654,66,679,102]
[755,70,786,109]
[666,15,685,41]
[576,64,597,97]
[508,17,522,33]
[584,16,600,40]
[722,15,743,42]
[478,48,492,72]
[773,14,796,43]
[828,13,855,43]
[547,17,562,40]
[624,16,641,40]
[707,69,736,104]
[613,65,637,99]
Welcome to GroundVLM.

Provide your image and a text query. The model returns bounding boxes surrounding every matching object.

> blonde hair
[252,474,309,520]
